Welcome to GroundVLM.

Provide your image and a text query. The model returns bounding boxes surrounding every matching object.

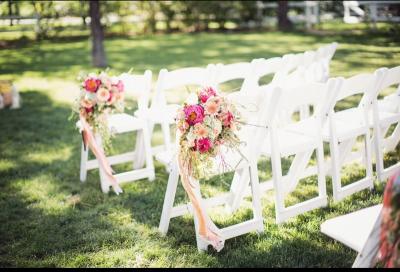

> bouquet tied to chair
[70,70,126,195]
[175,86,245,251]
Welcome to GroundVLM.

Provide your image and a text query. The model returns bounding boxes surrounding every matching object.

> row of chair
[78,43,400,252]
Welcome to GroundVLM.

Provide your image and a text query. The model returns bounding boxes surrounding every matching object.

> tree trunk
[277,1,292,31]
[8,1,13,26]
[89,0,107,68]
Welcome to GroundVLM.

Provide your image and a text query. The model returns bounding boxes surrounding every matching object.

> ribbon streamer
[79,115,123,195]
[178,153,224,252]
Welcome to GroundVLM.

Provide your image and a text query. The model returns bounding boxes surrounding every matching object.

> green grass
[0,24,400,267]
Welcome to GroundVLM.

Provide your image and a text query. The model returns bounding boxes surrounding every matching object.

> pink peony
[205,87,216,96]
[195,137,212,153]
[84,78,101,93]
[184,104,204,126]
[198,87,217,103]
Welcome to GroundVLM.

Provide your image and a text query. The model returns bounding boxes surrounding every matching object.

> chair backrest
[119,70,152,112]
[272,53,305,85]
[316,42,338,62]
[276,77,342,127]
[241,57,283,93]
[378,66,400,95]
[337,69,386,112]
[152,66,212,109]
[227,86,282,159]
[211,62,252,92]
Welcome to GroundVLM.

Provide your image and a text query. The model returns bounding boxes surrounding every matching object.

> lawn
[0,24,399,267]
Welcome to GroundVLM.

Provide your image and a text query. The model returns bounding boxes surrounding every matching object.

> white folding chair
[321,204,382,268]
[315,42,338,81]
[240,56,283,94]
[229,78,341,223]
[210,62,252,93]
[372,66,400,181]
[137,67,213,157]
[80,70,155,193]
[157,87,282,251]
[324,70,386,201]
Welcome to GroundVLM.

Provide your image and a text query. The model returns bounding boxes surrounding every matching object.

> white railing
[343,1,400,26]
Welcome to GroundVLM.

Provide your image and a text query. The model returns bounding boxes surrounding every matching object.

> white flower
[110,76,119,85]
[76,120,83,133]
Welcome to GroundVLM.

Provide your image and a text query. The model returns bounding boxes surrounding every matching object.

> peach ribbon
[178,154,224,251]
[79,115,123,195]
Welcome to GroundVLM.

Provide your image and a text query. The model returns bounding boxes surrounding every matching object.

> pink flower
[205,87,216,96]
[184,104,204,126]
[198,87,217,103]
[107,92,116,105]
[194,123,208,138]
[80,98,95,109]
[84,78,101,93]
[178,121,190,133]
[115,80,124,92]
[205,97,221,115]
[96,87,110,102]
[195,137,212,153]
[221,111,234,127]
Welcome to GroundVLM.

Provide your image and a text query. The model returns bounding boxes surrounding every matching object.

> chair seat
[261,129,318,157]
[108,113,146,134]
[135,104,180,124]
[330,108,400,140]
[320,204,382,252]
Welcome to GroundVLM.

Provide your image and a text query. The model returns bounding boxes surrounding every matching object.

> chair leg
[363,130,374,190]
[249,161,264,233]
[80,142,88,182]
[94,135,110,194]
[329,137,342,202]
[142,124,155,181]
[316,142,328,200]
[161,121,172,152]
[226,168,249,213]
[271,152,285,224]
[158,162,179,235]
[373,124,385,182]
[133,130,145,170]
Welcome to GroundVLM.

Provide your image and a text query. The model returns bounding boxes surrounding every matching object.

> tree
[277,0,292,31]
[89,0,107,67]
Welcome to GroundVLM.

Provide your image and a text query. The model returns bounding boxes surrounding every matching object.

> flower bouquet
[176,87,243,179]
[71,70,125,151]
[175,87,244,252]
[70,70,126,195]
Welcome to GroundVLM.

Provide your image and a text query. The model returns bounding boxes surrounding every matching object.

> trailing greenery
[0,24,399,267]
